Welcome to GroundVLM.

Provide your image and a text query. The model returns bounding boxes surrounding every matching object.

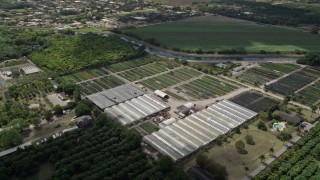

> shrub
[235,140,247,154]
[245,134,255,145]
[257,121,267,131]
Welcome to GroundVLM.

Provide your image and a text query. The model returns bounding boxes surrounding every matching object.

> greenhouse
[143,100,257,161]
[105,94,169,126]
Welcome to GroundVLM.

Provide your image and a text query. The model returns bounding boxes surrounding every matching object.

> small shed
[175,102,195,115]
[159,118,176,128]
[58,92,68,101]
[21,66,40,75]
[154,90,169,99]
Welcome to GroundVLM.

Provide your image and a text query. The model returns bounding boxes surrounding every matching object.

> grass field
[124,16,320,53]
[185,121,285,180]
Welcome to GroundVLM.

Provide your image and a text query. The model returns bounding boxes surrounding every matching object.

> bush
[235,140,247,154]
[257,121,267,131]
[278,131,292,141]
[245,134,255,145]
[75,103,91,117]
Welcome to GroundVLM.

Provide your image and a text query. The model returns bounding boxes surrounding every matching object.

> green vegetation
[238,63,300,86]
[118,61,179,81]
[199,0,320,27]
[0,28,53,61]
[196,154,228,180]
[139,121,159,134]
[297,53,320,66]
[124,16,320,53]
[140,67,201,90]
[0,101,43,148]
[0,114,188,179]
[30,33,142,75]
[297,80,320,106]
[256,124,320,179]
[8,79,53,100]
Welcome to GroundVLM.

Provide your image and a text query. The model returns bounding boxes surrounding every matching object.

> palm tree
[259,154,266,163]
[244,166,249,176]
[311,105,317,118]
[269,147,274,157]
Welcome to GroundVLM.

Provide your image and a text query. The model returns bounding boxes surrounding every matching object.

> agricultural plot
[297,81,320,106]
[266,70,317,95]
[167,76,237,101]
[123,16,320,52]
[238,63,300,85]
[106,56,156,72]
[77,75,124,96]
[259,63,301,74]
[118,62,178,81]
[229,91,279,112]
[139,67,201,90]
[56,68,108,84]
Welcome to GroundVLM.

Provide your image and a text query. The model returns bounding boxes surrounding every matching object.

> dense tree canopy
[30,33,143,75]
[0,114,189,179]
[297,53,320,66]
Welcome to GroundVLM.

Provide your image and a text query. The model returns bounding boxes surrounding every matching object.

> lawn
[139,121,159,134]
[184,121,285,180]
[124,16,320,53]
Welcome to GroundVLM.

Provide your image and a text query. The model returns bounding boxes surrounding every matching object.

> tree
[269,147,274,157]
[44,110,53,120]
[53,105,63,116]
[235,140,247,154]
[196,154,228,180]
[0,129,21,148]
[311,105,317,118]
[297,53,320,66]
[257,121,267,131]
[30,117,41,125]
[278,131,292,142]
[157,156,173,173]
[75,103,91,117]
[73,89,81,102]
[259,154,266,163]
[235,127,241,134]
[245,134,255,145]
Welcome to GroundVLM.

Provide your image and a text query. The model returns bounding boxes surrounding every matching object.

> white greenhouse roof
[143,100,258,161]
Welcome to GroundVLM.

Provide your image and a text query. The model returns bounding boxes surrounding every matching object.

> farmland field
[238,63,301,85]
[266,69,318,95]
[123,16,320,52]
[117,61,179,81]
[56,68,109,84]
[229,91,279,112]
[167,76,238,101]
[77,75,125,96]
[139,67,201,90]
[297,81,320,106]
[106,56,157,73]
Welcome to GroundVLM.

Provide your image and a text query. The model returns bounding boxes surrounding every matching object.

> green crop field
[124,16,320,53]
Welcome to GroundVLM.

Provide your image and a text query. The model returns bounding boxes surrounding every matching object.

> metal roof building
[87,84,145,109]
[105,94,169,126]
[143,100,257,161]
